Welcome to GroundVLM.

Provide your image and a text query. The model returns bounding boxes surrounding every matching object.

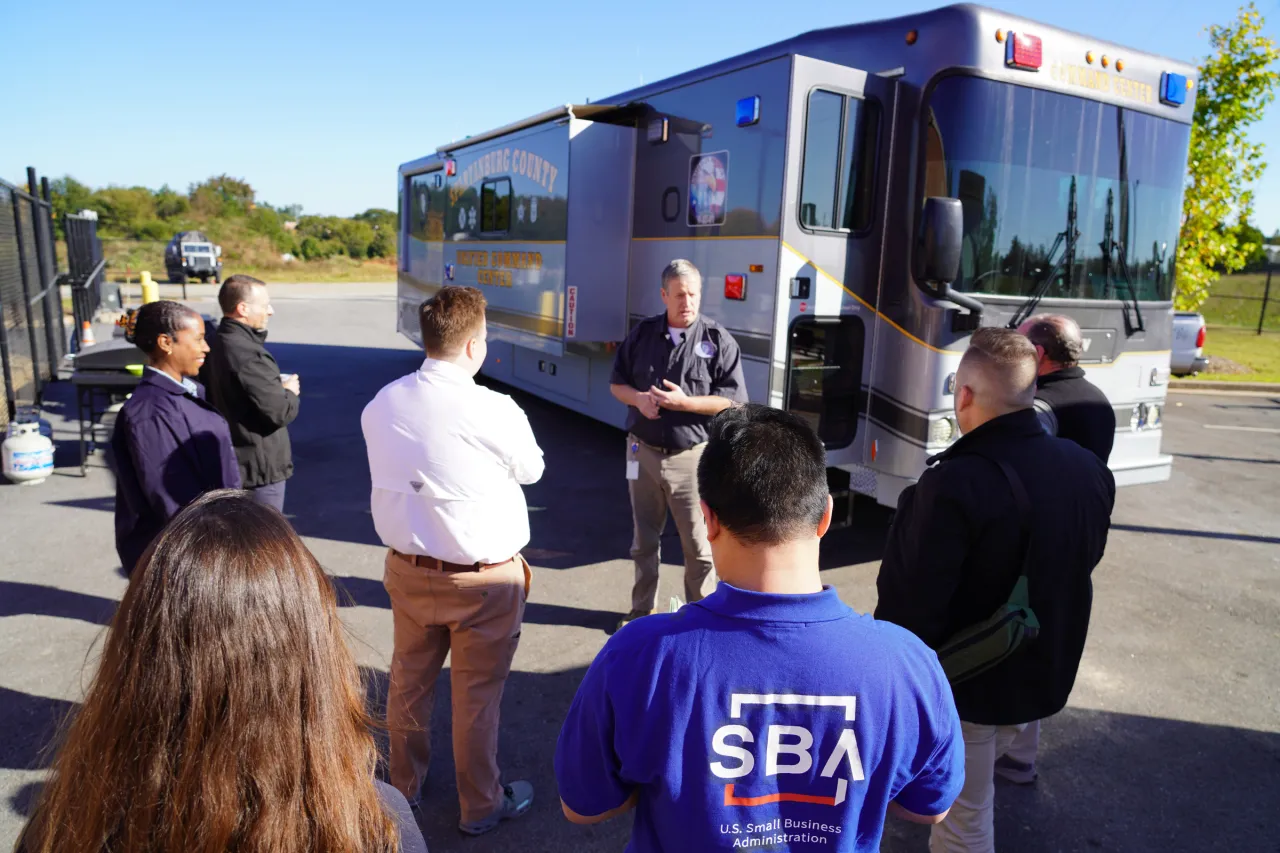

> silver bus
[396,3,1195,515]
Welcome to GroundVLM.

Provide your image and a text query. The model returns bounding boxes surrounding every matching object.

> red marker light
[445,160,457,176]
[724,273,746,301]
[1006,32,1042,70]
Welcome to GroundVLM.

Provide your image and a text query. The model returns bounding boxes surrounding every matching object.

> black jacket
[204,318,299,488]
[874,409,1115,726]
[1034,366,1116,463]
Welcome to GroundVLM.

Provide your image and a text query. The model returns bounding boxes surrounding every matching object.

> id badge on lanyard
[626,441,640,480]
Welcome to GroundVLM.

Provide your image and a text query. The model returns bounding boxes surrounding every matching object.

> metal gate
[0,170,67,428]
[65,211,106,342]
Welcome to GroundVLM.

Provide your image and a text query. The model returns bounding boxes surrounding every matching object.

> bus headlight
[929,416,958,444]
[1147,404,1161,428]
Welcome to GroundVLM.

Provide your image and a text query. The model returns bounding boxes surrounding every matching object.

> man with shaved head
[1018,314,1115,463]
[875,328,1115,853]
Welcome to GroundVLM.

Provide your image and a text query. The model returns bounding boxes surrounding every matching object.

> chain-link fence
[0,171,71,429]
[1200,266,1277,334]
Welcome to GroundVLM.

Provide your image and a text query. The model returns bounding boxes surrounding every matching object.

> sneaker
[994,754,1038,785]
[458,781,534,836]
[614,609,652,633]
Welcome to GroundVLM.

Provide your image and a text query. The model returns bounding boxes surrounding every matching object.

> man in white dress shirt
[361,285,544,836]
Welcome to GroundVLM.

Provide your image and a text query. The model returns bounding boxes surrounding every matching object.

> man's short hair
[419,286,487,358]
[217,274,266,316]
[1022,314,1084,366]
[961,328,1038,410]
[697,404,828,544]
[660,259,701,291]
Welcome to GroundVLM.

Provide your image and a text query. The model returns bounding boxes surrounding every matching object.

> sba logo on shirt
[709,693,865,807]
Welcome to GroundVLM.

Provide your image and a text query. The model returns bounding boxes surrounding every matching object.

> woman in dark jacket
[110,300,241,574]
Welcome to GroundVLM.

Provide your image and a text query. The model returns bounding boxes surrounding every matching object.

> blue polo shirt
[555,583,964,852]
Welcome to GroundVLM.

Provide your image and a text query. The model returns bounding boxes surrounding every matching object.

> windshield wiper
[1008,176,1079,330]
[1100,187,1146,335]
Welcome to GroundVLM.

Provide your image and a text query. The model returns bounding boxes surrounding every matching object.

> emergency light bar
[1005,32,1042,71]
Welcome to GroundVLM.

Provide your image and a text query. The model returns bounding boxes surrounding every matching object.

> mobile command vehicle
[396,3,1194,513]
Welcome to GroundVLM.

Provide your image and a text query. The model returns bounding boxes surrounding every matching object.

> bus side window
[481,178,512,234]
[800,90,877,233]
[841,100,879,231]
[800,90,843,229]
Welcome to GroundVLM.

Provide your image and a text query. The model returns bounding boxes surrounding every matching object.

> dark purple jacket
[111,370,241,573]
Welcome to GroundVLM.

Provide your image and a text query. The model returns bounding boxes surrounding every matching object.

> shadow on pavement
[1173,452,1280,465]
[33,341,892,574]
[270,341,638,568]
[0,686,74,772]
[353,661,1280,853]
[1111,522,1280,546]
[0,581,116,626]
[7,782,42,819]
[334,576,619,634]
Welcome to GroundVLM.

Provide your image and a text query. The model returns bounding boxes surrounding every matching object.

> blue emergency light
[736,96,760,127]
[1160,72,1188,106]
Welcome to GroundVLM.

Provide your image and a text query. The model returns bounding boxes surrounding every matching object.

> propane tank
[3,421,55,485]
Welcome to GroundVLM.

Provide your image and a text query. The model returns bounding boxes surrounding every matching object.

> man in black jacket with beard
[1018,314,1115,463]
[874,328,1114,853]
[204,275,300,512]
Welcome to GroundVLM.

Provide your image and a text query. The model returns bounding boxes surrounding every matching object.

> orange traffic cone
[80,321,95,348]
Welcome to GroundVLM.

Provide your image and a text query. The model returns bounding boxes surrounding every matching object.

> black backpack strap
[961,451,1034,577]
[991,457,1035,577]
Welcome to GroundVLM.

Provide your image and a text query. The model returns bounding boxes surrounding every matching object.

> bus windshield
[922,75,1188,302]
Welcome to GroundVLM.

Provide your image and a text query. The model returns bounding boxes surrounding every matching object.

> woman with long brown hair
[18,490,428,853]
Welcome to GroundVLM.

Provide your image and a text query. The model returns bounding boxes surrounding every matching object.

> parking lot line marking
[1203,424,1280,434]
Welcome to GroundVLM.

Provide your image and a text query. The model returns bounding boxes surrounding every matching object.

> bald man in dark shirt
[1018,314,1115,463]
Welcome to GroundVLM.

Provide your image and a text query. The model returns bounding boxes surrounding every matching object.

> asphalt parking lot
[1,285,1276,852]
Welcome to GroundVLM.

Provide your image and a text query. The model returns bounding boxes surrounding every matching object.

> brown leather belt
[390,548,515,573]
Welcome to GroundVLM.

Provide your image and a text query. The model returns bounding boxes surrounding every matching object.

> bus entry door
[778,55,892,465]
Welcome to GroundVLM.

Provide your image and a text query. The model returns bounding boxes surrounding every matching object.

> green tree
[1231,218,1270,269]
[154,184,189,220]
[1176,3,1279,309]
[189,175,255,218]
[93,186,157,237]
[47,176,95,237]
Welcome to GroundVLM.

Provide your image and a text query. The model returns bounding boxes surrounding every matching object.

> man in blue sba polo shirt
[554,404,965,851]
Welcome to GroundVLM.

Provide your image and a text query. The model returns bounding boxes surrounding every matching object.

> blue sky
[2,0,1276,233]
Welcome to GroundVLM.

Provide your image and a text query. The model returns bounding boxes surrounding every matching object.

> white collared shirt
[361,358,544,564]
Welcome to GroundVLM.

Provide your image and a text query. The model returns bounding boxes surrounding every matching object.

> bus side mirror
[918,197,963,288]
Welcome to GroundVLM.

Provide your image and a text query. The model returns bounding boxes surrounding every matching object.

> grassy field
[1200,271,1276,331]
[57,238,397,284]
[1201,326,1280,383]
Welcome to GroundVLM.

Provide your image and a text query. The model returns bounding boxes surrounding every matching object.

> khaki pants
[929,721,1029,853]
[383,550,529,824]
[1003,718,1040,765]
[627,436,716,613]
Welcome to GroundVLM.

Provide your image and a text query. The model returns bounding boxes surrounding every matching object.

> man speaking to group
[608,259,749,631]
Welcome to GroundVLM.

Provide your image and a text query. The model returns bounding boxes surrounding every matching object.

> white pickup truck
[1171,311,1209,376]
